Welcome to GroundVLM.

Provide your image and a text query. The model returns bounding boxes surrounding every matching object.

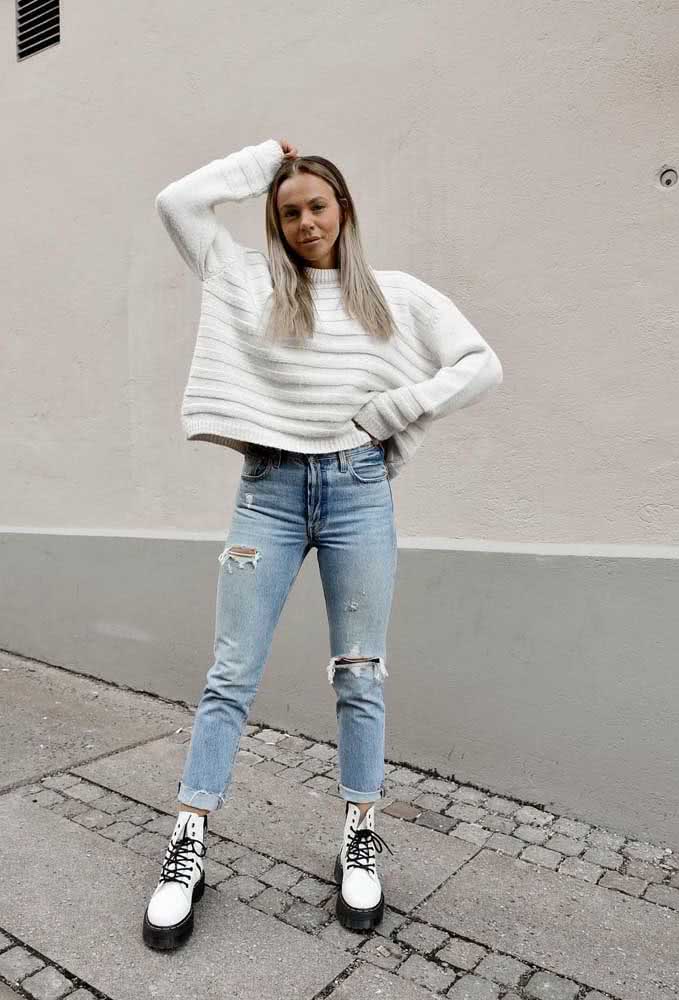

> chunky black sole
[142,870,206,951]
[334,853,384,931]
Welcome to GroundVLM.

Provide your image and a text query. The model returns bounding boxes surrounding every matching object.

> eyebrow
[279,196,327,210]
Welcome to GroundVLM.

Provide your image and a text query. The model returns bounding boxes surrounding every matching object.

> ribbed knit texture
[155,139,503,479]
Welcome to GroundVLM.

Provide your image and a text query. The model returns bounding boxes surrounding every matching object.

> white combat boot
[334,801,393,930]
[142,810,208,950]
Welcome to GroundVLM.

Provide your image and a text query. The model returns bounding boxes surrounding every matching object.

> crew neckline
[304,266,341,286]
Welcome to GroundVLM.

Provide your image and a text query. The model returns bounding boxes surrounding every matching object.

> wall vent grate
[17,0,60,61]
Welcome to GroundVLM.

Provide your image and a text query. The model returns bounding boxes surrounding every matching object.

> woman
[143,137,503,950]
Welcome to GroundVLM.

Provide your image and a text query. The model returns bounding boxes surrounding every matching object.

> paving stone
[486,833,524,857]
[0,930,10,950]
[252,728,287,744]
[413,792,450,811]
[62,991,97,1000]
[98,820,140,843]
[248,885,290,916]
[71,808,116,830]
[513,806,554,827]
[40,773,82,791]
[475,952,530,986]
[485,796,520,816]
[599,871,646,897]
[279,898,328,932]
[525,970,579,999]
[483,816,518,836]
[15,783,45,797]
[644,883,679,910]
[415,810,458,834]
[447,974,501,999]
[209,839,249,866]
[91,791,131,815]
[396,919,449,953]
[514,824,549,844]
[280,765,315,784]
[445,803,488,824]
[582,847,622,871]
[302,742,337,761]
[398,952,457,992]
[288,876,334,905]
[545,834,584,857]
[387,766,424,786]
[452,786,488,805]
[418,776,458,796]
[452,823,492,846]
[203,859,234,887]
[143,814,176,836]
[215,874,265,903]
[230,850,276,878]
[521,846,562,870]
[0,946,44,982]
[318,918,363,951]
[48,798,90,819]
[558,857,603,883]
[271,749,307,768]
[373,906,408,938]
[551,817,590,839]
[259,861,303,890]
[418,847,679,1000]
[622,841,668,863]
[239,736,277,758]
[124,830,167,860]
[0,795,350,998]
[65,782,106,804]
[437,937,487,970]
[114,803,158,825]
[382,801,423,820]
[21,965,73,999]
[357,936,406,970]
[302,774,336,794]
[383,784,423,804]
[586,828,625,851]
[27,789,65,808]
[234,749,264,766]
[582,993,609,1000]
[326,962,441,999]
[275,735,315,753]
[624,859,665,883]
[297,756,334,775]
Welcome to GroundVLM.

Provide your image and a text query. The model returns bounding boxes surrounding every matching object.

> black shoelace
[346,827,394,873]
[159,834,207,889]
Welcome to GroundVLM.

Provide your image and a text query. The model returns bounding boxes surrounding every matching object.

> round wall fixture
[658,167,677,187]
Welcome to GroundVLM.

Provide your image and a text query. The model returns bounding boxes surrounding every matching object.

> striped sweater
[155,138,503,479]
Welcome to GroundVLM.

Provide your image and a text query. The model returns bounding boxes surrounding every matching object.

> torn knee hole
[326,655,389,685]
[218,545,262,573]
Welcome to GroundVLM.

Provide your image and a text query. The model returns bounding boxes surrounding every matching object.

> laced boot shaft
[335,801,394,931]
[143,810,208,950]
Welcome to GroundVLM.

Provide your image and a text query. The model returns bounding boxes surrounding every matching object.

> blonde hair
[260,154,398,345]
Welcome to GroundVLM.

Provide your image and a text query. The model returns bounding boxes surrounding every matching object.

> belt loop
[338,449,348,472]
[273,447,282,469]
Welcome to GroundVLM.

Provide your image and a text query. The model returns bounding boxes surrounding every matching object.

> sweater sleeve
[352,277,503,441]
[154,138,285,280]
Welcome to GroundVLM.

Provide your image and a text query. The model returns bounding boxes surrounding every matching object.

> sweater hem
[181,415,375,456]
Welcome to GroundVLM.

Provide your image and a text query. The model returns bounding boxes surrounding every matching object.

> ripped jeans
[177,440,398,812]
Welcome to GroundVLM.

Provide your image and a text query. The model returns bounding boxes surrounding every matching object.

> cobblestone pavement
[1,654,678,1000]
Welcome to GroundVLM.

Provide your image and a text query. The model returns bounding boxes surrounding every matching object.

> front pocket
[241,449,272,481]
[347,446,388,484]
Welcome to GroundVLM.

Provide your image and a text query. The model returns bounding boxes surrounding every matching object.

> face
[277,172,344,269]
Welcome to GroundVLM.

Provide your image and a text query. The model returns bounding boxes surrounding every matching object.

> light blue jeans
[177,440,398,813]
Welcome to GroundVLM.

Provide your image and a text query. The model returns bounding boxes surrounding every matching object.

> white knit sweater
[155,138,503,479]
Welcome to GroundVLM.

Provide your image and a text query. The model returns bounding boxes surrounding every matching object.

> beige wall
[3,0,678,543]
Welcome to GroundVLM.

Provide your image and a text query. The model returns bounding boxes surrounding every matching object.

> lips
[302,237,321,244]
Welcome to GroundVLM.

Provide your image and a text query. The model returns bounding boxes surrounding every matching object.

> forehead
[277,172,334,209]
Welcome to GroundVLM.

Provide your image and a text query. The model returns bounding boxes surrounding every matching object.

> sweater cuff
[352,387,424,441]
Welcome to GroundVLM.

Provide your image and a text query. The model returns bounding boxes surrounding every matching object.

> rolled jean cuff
[177,779,225,813]
[338,782,385,802]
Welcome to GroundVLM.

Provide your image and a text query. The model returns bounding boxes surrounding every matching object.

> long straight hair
[260,155,398,345]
